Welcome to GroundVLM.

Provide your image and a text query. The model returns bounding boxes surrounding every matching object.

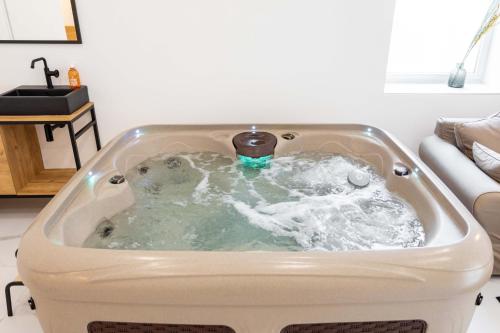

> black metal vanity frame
[0,103,101,170]
[0,0,82,44]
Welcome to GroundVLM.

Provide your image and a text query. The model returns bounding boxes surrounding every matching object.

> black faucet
[30,57,59,89]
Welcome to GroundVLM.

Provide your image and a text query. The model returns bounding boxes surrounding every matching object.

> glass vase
[448,63,466,88]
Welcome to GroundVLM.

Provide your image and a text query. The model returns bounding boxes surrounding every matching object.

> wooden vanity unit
[0,102,100,197]
[0,125,74,196]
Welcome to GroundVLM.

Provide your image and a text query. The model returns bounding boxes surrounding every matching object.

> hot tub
[17,125,493,333]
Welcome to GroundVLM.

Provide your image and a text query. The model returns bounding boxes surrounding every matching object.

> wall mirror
[0,0,81,43]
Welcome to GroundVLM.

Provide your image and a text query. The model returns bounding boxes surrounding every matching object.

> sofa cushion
[455,112,500,159]
[434,117,459,145]
[473,142,500,182]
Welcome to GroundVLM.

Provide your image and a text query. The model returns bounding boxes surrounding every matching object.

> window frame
[386,18,496,85]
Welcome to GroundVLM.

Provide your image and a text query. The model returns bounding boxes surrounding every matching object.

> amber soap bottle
[68,65,81,89]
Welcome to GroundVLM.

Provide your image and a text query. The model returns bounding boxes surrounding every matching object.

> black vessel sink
[0,85,89,116]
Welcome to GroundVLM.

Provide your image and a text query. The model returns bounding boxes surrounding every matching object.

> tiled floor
[0,198,499,333]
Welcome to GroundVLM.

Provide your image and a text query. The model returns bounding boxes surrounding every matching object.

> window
[386,0,495,84]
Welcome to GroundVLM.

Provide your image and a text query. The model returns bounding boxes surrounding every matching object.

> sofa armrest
[421,135,500,275]
[419,135,500,212]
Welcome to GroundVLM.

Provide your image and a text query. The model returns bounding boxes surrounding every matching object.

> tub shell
[17,125,493,333]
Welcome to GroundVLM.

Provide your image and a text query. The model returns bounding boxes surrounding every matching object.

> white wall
[0,0,499,169]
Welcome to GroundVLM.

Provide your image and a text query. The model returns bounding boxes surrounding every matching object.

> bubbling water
[83,152,425,251]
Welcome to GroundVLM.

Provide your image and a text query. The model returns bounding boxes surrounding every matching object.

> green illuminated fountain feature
[233,131,278,169]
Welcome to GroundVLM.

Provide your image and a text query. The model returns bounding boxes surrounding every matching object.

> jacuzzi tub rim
[18,125,493,275]
[17,237,493,306]
[16,124,493,311]
[31,124,489,253]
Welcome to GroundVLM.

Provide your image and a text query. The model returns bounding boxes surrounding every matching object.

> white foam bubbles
[83,152,425,251]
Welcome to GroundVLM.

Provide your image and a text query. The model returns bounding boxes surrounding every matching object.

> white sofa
[420,118,500,275]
